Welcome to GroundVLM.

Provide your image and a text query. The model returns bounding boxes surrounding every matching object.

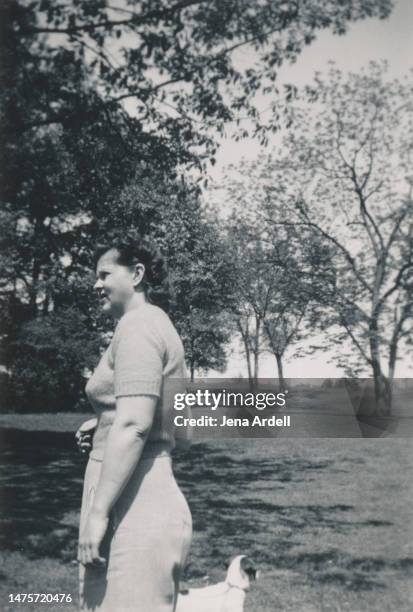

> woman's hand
[75,418,98,456]
[78,509,109,566]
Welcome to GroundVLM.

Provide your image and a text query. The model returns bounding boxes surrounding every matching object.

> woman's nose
[94,278,103,290]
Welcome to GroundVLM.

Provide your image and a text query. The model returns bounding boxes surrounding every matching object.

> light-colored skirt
[79,451,192,612]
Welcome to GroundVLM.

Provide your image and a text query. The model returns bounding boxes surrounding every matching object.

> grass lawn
[0,413,412,611]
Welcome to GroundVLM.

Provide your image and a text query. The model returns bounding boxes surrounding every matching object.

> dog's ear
[178,588,189,595]
[240,556,258,581]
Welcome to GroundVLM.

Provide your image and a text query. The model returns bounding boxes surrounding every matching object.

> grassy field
[0,413,412,611]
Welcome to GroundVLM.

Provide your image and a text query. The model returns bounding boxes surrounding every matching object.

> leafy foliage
[90,177,237,380]
[6,307,102,412]
[223,198,323,384]
[229,63,413,411]
[2,0,393,167]
[0,1,396,409]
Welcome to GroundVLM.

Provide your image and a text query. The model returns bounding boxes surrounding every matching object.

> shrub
[6,307,101,413]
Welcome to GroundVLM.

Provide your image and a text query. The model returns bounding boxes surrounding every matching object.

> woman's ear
[132,263,145,288]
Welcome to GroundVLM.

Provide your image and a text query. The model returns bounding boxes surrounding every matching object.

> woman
[77,238,193,612]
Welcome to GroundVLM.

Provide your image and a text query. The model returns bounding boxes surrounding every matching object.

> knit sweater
[85,302,187,460]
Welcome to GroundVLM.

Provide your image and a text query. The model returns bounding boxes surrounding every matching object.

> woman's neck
[113,292,148,321]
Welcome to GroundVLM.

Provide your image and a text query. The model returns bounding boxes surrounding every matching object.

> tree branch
[340,317,372,366]
[378,259,413,307]
[261,205,374,295]
[19,0,208,35]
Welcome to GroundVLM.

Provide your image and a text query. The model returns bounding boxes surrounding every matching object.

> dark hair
[94,237,170,312]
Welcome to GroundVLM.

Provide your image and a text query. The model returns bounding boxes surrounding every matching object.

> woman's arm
[78,395,156,566]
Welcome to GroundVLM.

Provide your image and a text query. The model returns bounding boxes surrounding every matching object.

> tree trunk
[42,292,50,315]
[252,315,261,386]
[274,352,286,392]
[29,259,41,317]
[387,303,409,414]
[246,352,253,389]
[189,335,195,382]
[237,318,253,387]
[369,314,392,415]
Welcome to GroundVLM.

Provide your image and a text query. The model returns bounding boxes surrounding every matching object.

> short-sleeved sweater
[85,302,187,460]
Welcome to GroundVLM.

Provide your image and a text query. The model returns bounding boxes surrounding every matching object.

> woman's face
[94,249,139,316]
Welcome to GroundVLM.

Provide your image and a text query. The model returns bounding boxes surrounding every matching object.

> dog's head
[240,555,259,582]
[226,555,259,591]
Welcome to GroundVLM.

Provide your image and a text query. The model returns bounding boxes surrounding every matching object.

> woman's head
[93,238,170,317]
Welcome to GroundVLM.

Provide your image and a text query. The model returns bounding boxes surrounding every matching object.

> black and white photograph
[0,1,412,610]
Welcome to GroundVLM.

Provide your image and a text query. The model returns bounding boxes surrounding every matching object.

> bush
[6,307,102,413]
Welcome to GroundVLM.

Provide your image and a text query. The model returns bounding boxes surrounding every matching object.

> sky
[210,0,412,175]
[205,0,413,379]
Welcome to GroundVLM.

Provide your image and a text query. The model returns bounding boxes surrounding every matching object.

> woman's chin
[101,300,112,313]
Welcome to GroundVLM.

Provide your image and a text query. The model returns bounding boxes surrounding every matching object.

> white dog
[176,555,258,612]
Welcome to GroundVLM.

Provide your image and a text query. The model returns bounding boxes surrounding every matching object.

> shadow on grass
[0,428,86,562]
[173,441,413,591]
[1,431,412,593]
[278,551,413,591]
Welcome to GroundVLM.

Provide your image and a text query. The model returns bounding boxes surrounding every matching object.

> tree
[263,300,308,391]
[0,108,146,368]
[2,1,394,317]
[227,221,271,384]
[83,175,237,381]
[0,0,396,406]
[224,210,318,388]
[0,7,192,407]
[258,63,413,413]
[6,306,103,412]
[3,170,237,407]
[2,0,393,168]
[158,193,237,381]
